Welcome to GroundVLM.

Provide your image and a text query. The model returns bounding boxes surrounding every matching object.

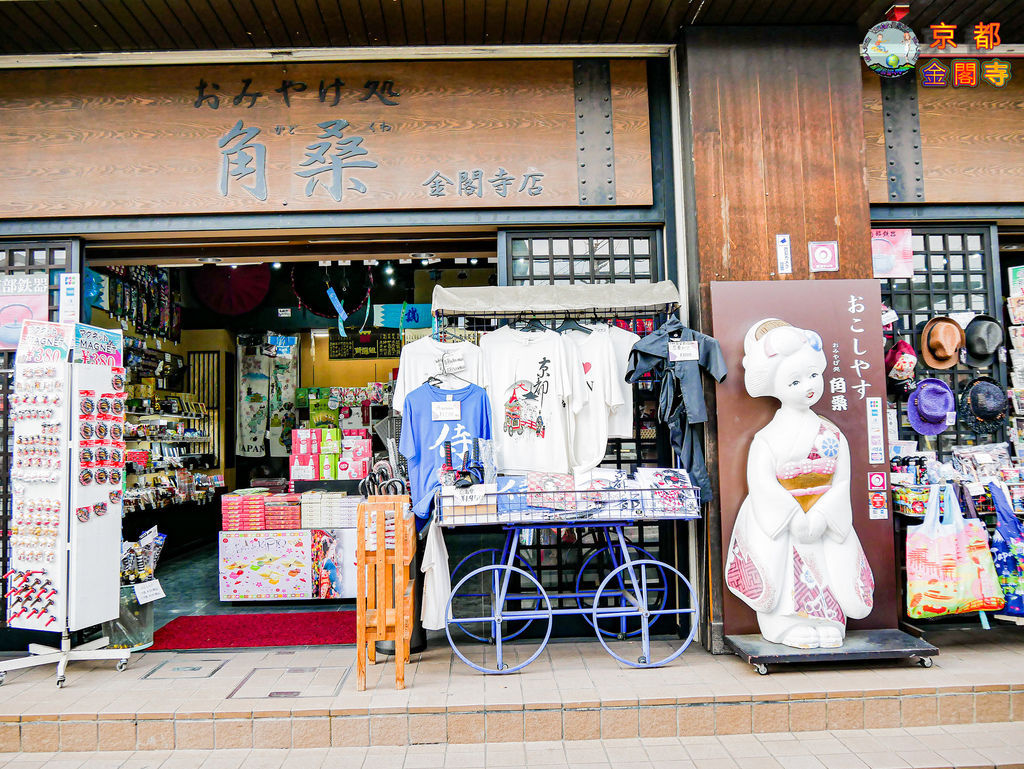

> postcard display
[0,320,130,687]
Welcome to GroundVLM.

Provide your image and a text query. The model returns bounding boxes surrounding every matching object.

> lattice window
[879,226,1006,457]
[506,231,657,285]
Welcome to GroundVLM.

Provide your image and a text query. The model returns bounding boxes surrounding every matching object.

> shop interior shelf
[125,437,210,444]
[126,411,203,419]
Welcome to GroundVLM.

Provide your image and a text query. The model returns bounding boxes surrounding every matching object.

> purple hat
[907,378,956,436]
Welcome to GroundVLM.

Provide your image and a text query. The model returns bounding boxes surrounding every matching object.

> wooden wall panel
[687,27,873,289]
[862,65,1024,204]
[862,69,886,203]
[918,75,1024,203]
[0,59,653,219]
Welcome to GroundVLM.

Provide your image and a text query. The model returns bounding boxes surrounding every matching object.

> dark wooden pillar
[680,27,875,652]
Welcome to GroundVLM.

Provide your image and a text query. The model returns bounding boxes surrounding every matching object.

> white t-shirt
[605,325,642,439]
[392,337,483,414]
[420,516,450,631]
[562,329,623,473]
[480,327,585,473]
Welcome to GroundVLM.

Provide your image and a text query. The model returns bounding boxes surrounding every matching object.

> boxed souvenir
[337,456,369,479]
[292,428,320,455]
[289,453,319,481]
[319,428,342,454]
[296,388,310,408]
[341,437,372,460]
[318,454,338,481]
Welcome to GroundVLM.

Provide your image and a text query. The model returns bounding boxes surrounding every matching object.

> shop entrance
[77,228,679,648]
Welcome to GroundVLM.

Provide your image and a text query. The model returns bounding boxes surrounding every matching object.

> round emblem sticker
[80,423,94,440]
[861,21,919,78]
[79,469,93,486]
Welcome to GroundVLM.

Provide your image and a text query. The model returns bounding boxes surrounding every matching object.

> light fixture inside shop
[196,256,222,264]
[272,262,282,269]
[388,277,396,286]
[470,258,479,265]
[384,264,394,275]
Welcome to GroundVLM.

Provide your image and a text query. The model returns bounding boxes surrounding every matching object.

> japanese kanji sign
[0,60,653,218]
[0,274,49,351]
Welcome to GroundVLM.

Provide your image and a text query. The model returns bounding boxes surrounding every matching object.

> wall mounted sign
[0,275,49,350]
[809,241,840,272]
[871,228,913,279]
[328,328,402,360]
[0,60,652,218]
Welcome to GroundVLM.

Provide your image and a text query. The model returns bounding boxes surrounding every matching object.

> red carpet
[150,611,357,650]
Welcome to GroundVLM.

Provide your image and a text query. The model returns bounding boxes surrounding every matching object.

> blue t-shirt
[399,382,492,522]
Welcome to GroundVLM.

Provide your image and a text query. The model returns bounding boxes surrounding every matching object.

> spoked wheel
[446,564,552,674]
[449,548,540,641]
[592,559,699,668]
[576,542,666,638]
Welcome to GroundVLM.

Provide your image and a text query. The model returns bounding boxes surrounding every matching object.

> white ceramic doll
[725,319,875,648]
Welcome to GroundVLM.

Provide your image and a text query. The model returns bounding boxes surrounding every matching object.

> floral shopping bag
[906,483,1004,618]
[989,481,1024,616]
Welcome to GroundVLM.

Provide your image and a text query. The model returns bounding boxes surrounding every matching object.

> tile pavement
[1,726,1024,768]
[0,628,1019,752]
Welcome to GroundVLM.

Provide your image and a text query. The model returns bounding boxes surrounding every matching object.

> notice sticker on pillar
[887,404,899,443]
[59,274,80,325]
[775,234,792,275]
[808,241,839,273]
[869,491,889,520]
[866,396,885,464]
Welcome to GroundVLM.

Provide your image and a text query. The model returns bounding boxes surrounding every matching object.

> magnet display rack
[0,322,130,687]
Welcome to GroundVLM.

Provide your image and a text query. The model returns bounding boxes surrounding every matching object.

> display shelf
[126,411,202,419]
[125,437,210,444]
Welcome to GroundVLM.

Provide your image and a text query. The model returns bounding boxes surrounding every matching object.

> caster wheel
[919,656,933,668]
[637,656,648,665]
[754,664,769,676]
[501,663,509,671]
[56,676,65,688]
[117,659,128,672]
[0,671,7,686]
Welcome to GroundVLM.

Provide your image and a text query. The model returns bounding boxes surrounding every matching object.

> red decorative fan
[189,264,271,315]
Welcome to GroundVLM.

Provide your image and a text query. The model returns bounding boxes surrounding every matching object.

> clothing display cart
[1,321,130,687]
[430,283,703,674]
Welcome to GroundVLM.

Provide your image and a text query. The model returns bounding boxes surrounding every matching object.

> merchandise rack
[428,281,692,674]
[438,487,701,673]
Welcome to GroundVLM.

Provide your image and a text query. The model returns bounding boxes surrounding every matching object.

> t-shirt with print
[479,327,585,473]
[399,382,492,523]
[392,337,484,414]
[606,325,642,439]
[562,328,624,473]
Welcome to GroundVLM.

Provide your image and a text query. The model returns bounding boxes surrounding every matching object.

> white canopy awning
[431,280,680,316]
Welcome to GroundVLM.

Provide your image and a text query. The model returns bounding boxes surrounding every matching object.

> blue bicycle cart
[438,484,702,674]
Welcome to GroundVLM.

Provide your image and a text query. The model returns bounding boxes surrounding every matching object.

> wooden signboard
[328,329,402,360]
[0,60,651,218]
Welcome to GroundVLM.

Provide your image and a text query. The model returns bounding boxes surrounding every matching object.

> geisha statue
[725,319,875,648]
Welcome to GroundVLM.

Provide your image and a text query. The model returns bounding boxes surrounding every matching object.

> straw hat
[920,316,965,369]
[957,376,1007,434]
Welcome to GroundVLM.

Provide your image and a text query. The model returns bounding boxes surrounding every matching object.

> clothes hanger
[554,314,592,334]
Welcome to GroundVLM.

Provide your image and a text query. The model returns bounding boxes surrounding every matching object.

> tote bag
[989,482,1024,616]
[906,483,1004,618]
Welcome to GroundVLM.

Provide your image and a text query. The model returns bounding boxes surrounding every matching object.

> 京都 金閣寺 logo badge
[861,21,920,77]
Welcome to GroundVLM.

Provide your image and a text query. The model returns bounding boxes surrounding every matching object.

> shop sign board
[0,275,49,350]
[0,60,652,218]
[871,228,914,279]
[328,328,402,359]
[710,279,898,636]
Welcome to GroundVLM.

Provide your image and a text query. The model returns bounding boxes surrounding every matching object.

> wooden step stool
[356,495,416,690]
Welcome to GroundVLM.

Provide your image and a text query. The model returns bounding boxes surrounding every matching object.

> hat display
[920,316,966,370]
[963,315,1004,368]
[884,340,918,382]
[958,376,1008,434]
[907,378,957,436]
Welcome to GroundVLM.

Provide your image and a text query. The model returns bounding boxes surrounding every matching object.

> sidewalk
[0,628,1019,752]
[3,727,1024,769]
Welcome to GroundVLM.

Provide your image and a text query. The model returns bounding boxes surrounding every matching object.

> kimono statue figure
[725,319,874,648]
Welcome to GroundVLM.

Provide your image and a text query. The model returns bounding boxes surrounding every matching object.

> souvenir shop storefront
[0,52,712,659]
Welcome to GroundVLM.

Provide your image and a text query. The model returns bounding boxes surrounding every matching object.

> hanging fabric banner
[268,346,299,457]
[236,345,270,457]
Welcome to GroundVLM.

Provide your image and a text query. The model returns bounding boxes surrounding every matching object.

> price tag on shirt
[945,411,957,425]
[669,340,699,362]
[432,399,461,421]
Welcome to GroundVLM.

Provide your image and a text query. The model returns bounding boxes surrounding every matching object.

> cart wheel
[0,671,7,686]
[56,676,65,688]
[919,656,933,668]
[450,548,540,642]
[446,564,552,674]
[117,659,129,672]
[592,559,698,669]
[576,543,666,638]
[755,664,769,676]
